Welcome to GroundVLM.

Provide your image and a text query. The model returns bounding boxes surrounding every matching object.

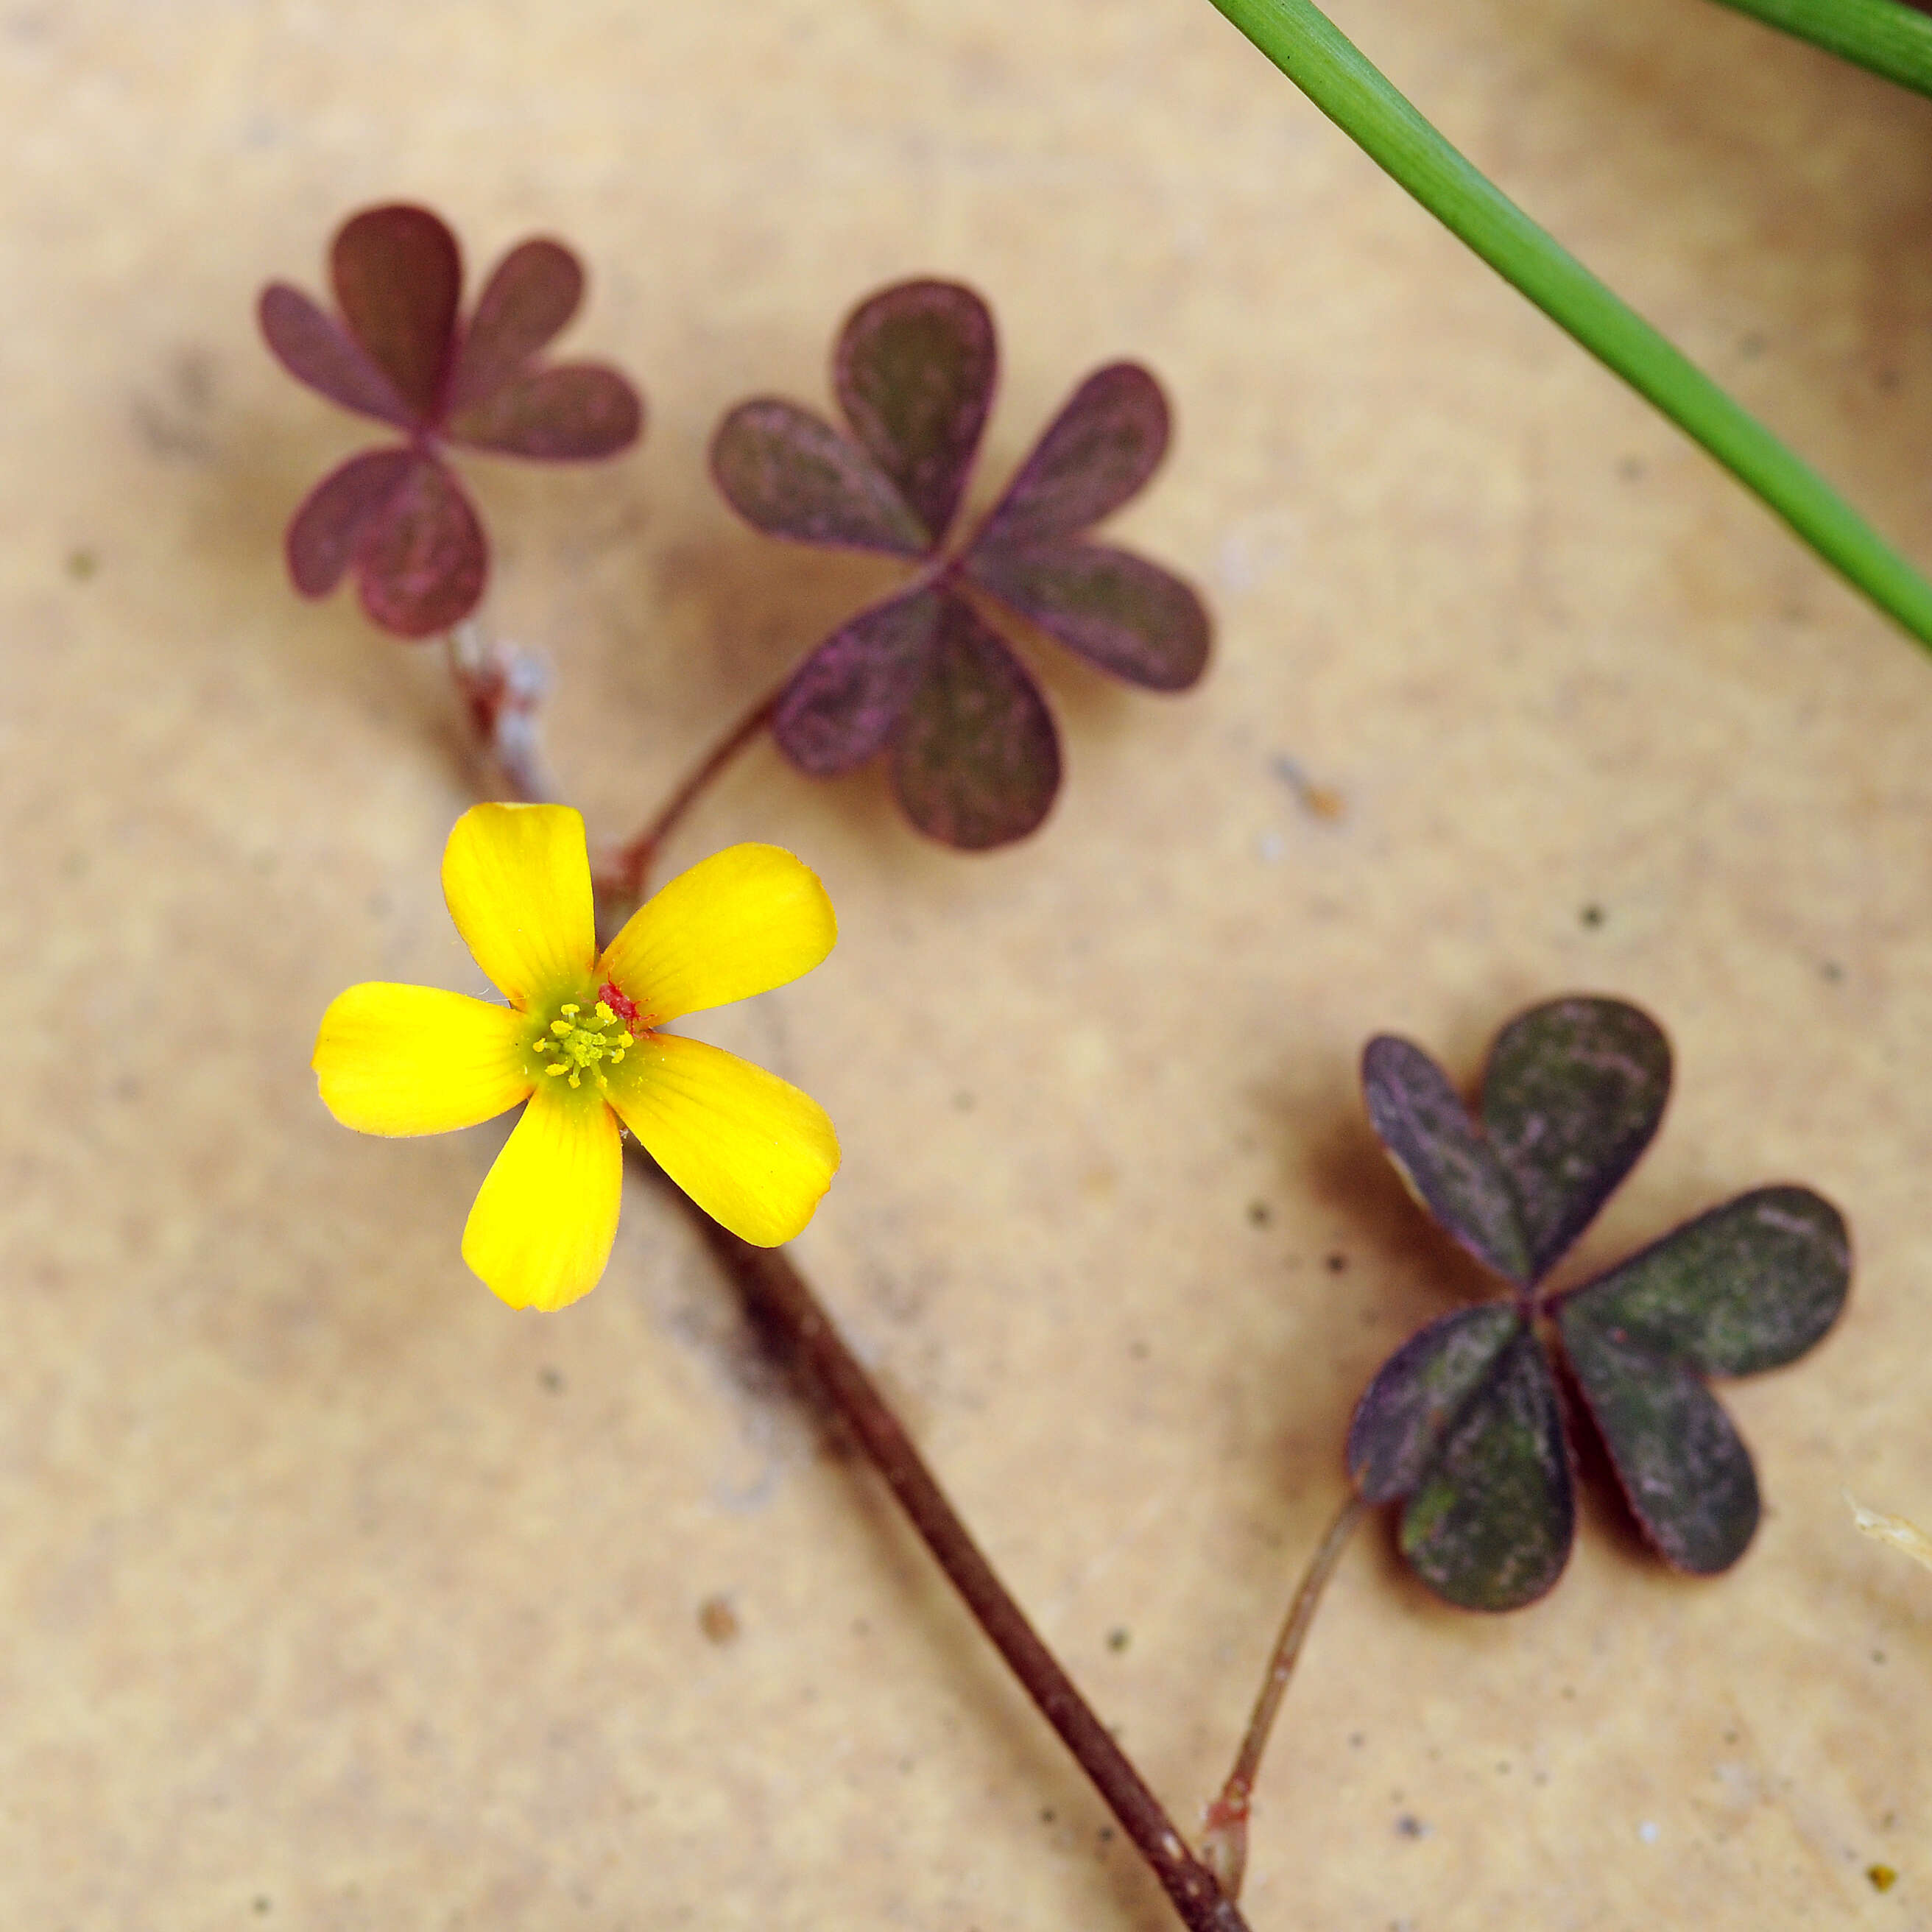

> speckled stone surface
[2,2,1928,1926]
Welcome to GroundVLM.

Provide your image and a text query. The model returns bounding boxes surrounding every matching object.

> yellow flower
[313,803,840,1311]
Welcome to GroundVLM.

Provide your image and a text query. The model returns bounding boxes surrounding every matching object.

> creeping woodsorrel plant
[1347,996,1850,1610]
[710,278,1210,848]
[261,204,642,635]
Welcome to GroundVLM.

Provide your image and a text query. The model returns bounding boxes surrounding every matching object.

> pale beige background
[2,1,1929,1927]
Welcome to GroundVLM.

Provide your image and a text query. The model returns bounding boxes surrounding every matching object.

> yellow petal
[599,843,836,1023]
[606,1033,839,1246]
[462,1085,624,1311]
[442,802,597,1009]
[314,983,529,1135]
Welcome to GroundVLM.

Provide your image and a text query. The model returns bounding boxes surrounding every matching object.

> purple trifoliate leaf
[448,237,585,413]
[965,540,1210,691]
[353,456,487,636]
[711,399,929,556]
[1347,1302,1526,1503]
[1555,1187,1849,1378]
[891,593,1060,849]
[1556,1320,1759,1573]
[835,279,995,547]
[258,285,412,427]
[773,588,943,777]
[331,204,462,426]
[976,362,1169,549]
[1392,1320,1573,1612]
[1360,1037,1531,1284]
[1481,997,1671,1283]
[284,446,417,597]
[445,364,642,461]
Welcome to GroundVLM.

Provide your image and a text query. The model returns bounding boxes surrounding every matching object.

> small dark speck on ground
[698,1596,740,1645]
[1040,1807,1056,1825]
[1270,753,1346,822]
[1248,1200,1271,1227]
[1326,1252,1348,1273]
[66,547,98,580]
[1107,1626,1130,1653]
[1579,903,1605,929]
[253,1901,272,1917]
[538,1367,564,1392]
[1868,1865,1898,1894]
[1821,960,1844,984]
[1395,1813,1428,1839]
[953,1090,975,1111]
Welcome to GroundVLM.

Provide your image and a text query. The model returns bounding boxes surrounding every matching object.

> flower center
[532,999,635,1090]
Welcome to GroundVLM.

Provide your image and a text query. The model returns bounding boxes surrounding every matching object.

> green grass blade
[1707,0,1932,98]
[1208,0,1932,649]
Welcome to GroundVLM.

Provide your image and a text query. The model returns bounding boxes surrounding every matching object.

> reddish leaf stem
[663,1172,1254,1932]
[600,687,781,906]
[1200,1490,1365,1897]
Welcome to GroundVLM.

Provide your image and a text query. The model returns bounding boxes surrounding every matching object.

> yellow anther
[546,1063,568,1077]
[535,994,636,1093]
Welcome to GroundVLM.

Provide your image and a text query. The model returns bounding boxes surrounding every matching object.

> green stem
[1205,0,1932,651]
[1705,0,1932,99]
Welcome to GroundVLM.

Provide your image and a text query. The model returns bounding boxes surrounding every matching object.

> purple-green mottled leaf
[965,541,1209,691]
[773,588,942,777]
[1347,1302,1526,1501]
[711,399,928,555]
[976,363,1169,549]
[448,238,584,413]
[331,204,462,426]
[1481,997,1671,1283]
[1557,1188,1849,1378]
[1361,1038,1531,1283]
[1556,1319,1759,1573]
[446,364,641,460]
[353,456,487,637]
[1388,1321,1574,1612]
[284,446,417,597]
[891,594,1060,849]
[835,279,995,547]
[258,284,411,427]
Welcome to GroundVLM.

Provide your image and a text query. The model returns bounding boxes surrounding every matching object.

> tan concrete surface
[2,1,1928,1926]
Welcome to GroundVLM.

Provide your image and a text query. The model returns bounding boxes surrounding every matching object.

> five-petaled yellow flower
[313,803,840,1310]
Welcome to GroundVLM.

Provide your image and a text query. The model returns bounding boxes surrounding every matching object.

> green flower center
[532,1000,635,1090]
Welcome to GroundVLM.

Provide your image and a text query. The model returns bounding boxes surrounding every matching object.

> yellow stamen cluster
[533,1000,635,1090]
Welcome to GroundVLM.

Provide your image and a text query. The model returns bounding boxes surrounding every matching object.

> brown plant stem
[445,646,1255,1931]
[1200,1490,1366,1898]
[653,1159,1254,1932]
[599,687,781,908]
